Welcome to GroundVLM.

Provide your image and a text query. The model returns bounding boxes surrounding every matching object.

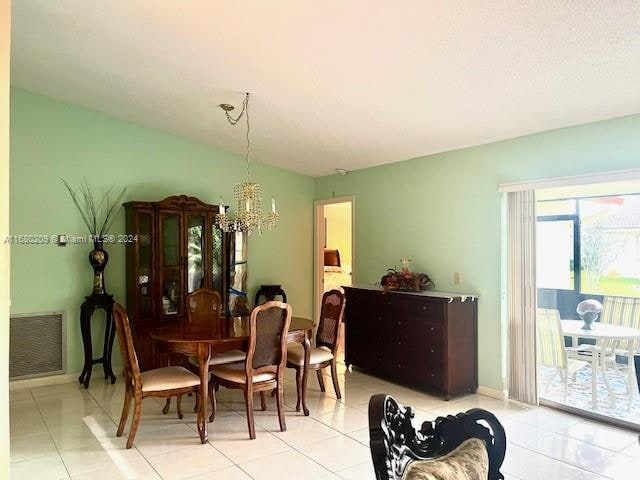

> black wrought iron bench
[368,394,507,480]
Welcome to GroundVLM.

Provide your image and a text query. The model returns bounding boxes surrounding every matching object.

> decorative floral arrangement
[380,259,434,292]
[61,178,126,238]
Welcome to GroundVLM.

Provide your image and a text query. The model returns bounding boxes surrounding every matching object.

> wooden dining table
[150,315,315,443]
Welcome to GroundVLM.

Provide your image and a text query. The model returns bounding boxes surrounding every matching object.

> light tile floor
[9,365,640,480]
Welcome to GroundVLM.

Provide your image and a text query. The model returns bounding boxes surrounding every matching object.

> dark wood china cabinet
[124,195,230,370]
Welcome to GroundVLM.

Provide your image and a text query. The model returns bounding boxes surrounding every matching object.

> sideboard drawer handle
[430,348,435,353]
[422,306,427,310]
[429,327,434,332]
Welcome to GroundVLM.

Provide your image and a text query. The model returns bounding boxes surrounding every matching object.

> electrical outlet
[453,272,461,285]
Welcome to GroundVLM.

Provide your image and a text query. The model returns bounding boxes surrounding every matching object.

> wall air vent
[10,311,66,379]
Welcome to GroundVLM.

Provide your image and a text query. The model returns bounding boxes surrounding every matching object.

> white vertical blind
[507,189,538,404]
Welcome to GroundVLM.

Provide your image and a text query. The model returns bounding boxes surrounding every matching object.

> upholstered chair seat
[189,350,247,367]
[166,288,243,419]
[140,366,200,392]
[369,394,506,480]
[211,301,292,439]
[286,344,333,366]
[402,438,489,480]
[112,303,203,449]
[286,289,345,407]
[210,363,276,384]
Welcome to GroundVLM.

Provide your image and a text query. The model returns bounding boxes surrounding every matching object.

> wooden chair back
[536,308,567,369]
[112,303,142,390]
[316,289,345,354]
[186,288,222,326]
[369,394,506,480]
[246,301,292,380]
[254,285,287,306]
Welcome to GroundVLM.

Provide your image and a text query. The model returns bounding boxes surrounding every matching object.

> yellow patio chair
[601,296,640,358]
[537,308,588,402]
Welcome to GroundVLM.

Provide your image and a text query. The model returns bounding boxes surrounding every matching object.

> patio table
[561,319,640,408]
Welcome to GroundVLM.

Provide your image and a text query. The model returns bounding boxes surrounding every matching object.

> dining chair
[286,289,345,403]
[112,303,203,448]
[537,308,588,402]
[186,288,247,366]
[254,284,287,306]
[210,301,292,439]
[164,288,247,419]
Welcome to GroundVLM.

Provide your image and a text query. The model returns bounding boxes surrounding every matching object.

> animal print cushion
[402,438,489,480]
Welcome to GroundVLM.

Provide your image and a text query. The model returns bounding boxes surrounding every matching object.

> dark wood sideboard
[343,286,478,400]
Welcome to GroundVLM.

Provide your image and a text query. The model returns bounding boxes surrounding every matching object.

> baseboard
[477,385,508,400]
[10,373,79,391]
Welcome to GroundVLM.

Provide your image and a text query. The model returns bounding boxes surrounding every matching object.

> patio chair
[601,296,640,355]
[537,308,589,402]
[572,296,640,395]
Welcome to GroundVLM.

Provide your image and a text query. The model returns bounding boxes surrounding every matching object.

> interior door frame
[314,196,355,323]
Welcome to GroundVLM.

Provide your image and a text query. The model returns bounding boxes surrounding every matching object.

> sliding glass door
[536,184,640,429]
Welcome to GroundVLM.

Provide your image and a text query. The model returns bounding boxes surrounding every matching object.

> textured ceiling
[10,1,640,176]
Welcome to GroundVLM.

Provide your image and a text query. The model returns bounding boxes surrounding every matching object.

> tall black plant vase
[78,240,116,388]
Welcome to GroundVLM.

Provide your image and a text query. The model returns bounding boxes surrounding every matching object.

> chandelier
[215,93,279,234]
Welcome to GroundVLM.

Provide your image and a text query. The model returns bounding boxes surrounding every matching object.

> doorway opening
[315,197,354,356]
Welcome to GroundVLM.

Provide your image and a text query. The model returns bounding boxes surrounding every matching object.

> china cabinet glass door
[186,214,205,293]
[137,212,153,318]
[160,212,182,316]
[211,223,224,295]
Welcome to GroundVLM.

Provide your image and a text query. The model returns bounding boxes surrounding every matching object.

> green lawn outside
[581,272,640,298]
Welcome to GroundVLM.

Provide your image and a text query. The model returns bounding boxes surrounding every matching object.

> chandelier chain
[216,92,278,234]
[223,93,251,181]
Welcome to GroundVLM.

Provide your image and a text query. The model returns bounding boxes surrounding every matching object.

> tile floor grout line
[505,439,617,479]
[85,382,168,479]
[8,404,59,465]
[217,401,353,477]
[140,397,278,479]
[15,370,639,480]
[179,398,329,480]
[501,409,640,454]
[8,395,63,466]
[28,387,74,479]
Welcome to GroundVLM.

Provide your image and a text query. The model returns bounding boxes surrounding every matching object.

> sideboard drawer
[344,287,477,399]
[422,368,443,389]
[406,297,444,319]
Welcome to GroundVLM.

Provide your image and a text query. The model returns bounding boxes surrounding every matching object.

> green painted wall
[10,88,314,375]
[315,114,640,391]
[10,86,640,392]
